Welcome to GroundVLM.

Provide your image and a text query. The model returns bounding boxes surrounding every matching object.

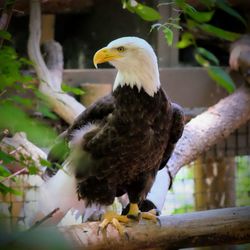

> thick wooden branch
[28,0,85,124]
[168,85,250,177]
[60,206,250,249]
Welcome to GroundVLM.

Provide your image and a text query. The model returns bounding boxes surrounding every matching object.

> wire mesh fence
[162,155,250,216]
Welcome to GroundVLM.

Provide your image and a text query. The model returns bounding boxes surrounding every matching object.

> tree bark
[28,0,85,124]
[59,206,250,250]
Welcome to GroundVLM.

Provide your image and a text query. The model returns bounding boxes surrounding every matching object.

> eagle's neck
[113,58,160,97]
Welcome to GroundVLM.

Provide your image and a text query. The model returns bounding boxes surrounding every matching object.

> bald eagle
[36,37,184,230]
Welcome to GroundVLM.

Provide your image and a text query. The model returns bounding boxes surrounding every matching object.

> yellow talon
[98,211,130,236]
[98,204,160,237]
[140,211,158,222]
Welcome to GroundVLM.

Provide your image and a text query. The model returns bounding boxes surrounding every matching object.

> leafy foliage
[122,0,161,21]
[0,31,58,195]
[123,0,246,93]
[61,83,85,96]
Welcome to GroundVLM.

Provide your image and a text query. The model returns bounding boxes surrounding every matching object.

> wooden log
[59,206,250,250]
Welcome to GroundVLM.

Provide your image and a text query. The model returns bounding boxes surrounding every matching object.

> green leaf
[39,158,52,167]
[196,47,219,65]
[0,150,15,164]
[176,32,195,48]
[0,165,11,177]
[163,27,173,46]
[19,57,34,66]
[12,96,33,107]
[61,84,85,95]
[200,23,241,41]
[216,0,247,26]
[185,8,214,23]
[0,30,11,40]
[37,103,58,120]
[195,53,210,67]
[0,103,57,147]
[186,19,241,42]
[0,182,22,196]
[207,67,236,93]
[134,3,161,21]
[123,1,161,21]
[28,165,39,175]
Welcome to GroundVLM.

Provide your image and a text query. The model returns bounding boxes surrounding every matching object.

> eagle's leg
[126,203,140,219]
[98,210,130,236]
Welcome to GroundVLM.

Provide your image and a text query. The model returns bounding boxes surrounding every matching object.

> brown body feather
[47,85,184,207]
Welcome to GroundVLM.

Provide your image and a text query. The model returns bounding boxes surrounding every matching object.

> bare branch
[29,207,60,230]
[28,0,85,124]
[0,167,27,183]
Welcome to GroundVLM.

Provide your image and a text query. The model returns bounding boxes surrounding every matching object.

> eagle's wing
[159,102,185,170]
[141,102,184,213]
[45,94,115,178]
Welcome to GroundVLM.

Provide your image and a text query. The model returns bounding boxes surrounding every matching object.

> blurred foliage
[61,83,85,96]
[0,224,72,250]
[0,31,58,195]
[236,156,250,206]
[122,0,247,93]
[122,0,161,21]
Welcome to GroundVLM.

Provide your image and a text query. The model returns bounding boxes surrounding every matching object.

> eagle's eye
[117,46,125,52]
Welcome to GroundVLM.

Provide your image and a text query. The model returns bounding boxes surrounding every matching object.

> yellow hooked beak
[93,47,122,68]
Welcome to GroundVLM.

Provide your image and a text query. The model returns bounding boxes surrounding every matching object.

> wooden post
[41,14,55,43]
[194,156,236,210]
[194,155,236,250]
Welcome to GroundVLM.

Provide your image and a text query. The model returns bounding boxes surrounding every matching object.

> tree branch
[28,0,85,124]
[168,84,250,177]
[29,207,60,230]
[0,132,47,170]
[60,206,250,249]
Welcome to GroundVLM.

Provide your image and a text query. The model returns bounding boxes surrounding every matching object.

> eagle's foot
[98,211,130,237]
[127,204,160,225]
[140,209,159,223]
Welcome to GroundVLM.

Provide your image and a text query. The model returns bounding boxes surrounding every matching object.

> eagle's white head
[93,37,160,96]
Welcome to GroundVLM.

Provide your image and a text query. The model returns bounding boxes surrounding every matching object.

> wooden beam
[63,67,234,108]
[60,206,250,249]
[0,0,94,14]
